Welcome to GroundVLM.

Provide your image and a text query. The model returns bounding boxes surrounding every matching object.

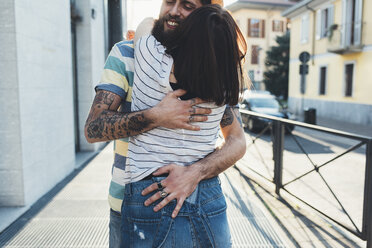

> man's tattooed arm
[84,90,155,143]
[220,105,243,128]
[188,105,246,181]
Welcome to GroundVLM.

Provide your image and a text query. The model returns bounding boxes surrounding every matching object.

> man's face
[159,0,203,32]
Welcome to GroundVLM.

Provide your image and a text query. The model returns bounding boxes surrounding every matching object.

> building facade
[0,0,126,231]
[283,0,372,125]
[226,0,296,90]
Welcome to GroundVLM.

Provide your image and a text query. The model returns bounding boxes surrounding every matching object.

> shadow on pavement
[233,165,363,248]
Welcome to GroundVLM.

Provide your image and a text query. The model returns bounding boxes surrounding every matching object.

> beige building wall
[285,0,372,125]
[230,7,289,90]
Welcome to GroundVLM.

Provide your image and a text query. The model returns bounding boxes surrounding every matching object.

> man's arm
[142,105,246,218]
[84,89,211,143]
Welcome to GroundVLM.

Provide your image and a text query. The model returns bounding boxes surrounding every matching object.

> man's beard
[152,14,182,46]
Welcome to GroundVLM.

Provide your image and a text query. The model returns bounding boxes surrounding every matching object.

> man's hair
[201,0,212,5]
[164,5,247,106]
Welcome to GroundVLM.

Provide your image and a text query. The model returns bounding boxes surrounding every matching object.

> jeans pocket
[204,210,232,248]
[122,203,162,248]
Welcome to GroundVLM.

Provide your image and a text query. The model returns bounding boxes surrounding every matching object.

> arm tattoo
[220,107,234,128]
[85,91,153,141]
[220,106,243,128]
[232,106,243,127]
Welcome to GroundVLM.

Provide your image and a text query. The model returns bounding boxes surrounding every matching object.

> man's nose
[169,3,181,17]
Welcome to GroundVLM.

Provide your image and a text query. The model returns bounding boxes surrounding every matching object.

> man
[84,0,245,247]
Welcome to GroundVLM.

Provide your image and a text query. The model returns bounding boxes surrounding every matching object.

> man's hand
[84,89,211,143]
[141,164,201,218]
[149,89,211,131]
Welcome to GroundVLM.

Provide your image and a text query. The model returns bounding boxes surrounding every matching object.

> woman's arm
[133,17,155,46]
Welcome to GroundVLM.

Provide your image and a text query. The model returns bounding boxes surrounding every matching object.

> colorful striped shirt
[95,40,134,212]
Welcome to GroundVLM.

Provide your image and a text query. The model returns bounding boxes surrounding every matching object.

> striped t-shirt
[121,35,226,184]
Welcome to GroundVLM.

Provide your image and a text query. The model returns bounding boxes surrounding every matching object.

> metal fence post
[273,120,284,195]
[363,140,372,247]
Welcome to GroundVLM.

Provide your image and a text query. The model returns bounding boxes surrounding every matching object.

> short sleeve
[95,40,135,100]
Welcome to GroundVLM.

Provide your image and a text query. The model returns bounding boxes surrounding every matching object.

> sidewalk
[235,115,370,247]
[0,142,289,247]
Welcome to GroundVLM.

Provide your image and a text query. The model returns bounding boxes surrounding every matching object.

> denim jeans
[121,176,231,248]
[110,209,122,248]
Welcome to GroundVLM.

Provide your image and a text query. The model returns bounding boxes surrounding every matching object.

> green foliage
[264,32,290,100]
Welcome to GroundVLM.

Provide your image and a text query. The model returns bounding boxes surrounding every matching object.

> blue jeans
[120,176,231,248]
[110,209,122,248]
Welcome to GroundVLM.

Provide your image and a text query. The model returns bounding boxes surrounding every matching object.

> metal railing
[239,109,372,247]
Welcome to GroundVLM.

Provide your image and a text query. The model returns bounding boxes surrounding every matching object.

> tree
[264,32,290,100]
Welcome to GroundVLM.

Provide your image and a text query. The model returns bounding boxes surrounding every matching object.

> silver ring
[157,182,163,190]
[160,190,168,198]
[188,115,193,123]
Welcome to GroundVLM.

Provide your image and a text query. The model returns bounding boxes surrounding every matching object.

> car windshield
[250,98,279,109]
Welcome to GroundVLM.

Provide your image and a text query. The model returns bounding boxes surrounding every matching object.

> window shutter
[272,20,275,31]
[341,0,347,47]
[261,20,265,38]
[316,9,322,40]
[248,19,251,37]
[301,15,308,43]
[328,5,334,27]
[354,0,363,46]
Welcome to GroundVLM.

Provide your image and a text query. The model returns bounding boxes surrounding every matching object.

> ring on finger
[189,107,196,114]
[160,190,168,198]
[188,115,193,123]
[157,182,163,190]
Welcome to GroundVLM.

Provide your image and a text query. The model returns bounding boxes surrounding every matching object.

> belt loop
[127,183,132,196]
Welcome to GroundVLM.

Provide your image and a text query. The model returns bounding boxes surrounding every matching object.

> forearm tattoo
[85,91,153,141]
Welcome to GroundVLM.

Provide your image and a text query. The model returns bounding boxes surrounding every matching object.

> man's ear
[134,17,155,46]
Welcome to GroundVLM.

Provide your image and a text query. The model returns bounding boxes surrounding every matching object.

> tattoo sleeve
[85,91,153,142]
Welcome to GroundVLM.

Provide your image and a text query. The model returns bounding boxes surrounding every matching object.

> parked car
[239,91,296,133]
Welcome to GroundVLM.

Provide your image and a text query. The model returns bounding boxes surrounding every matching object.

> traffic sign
[299,64,309,75]
[299,51,310,63]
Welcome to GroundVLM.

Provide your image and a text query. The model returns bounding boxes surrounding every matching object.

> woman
[121,5,246,247]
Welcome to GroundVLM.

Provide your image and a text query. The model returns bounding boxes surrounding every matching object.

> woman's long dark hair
[163,4,247,106]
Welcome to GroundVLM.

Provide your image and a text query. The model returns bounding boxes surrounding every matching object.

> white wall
[0,0,76,207]
[0,0,24,207]
[75,0,106,152]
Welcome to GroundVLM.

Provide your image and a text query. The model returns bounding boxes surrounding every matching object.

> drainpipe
[306,4,316,65]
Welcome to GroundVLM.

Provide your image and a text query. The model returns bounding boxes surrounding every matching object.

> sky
[125,0,237,31]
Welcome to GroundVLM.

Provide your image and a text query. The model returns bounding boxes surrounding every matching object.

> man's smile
[166,19,179,30]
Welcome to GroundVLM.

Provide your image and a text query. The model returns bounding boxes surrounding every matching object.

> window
[272,20,284,32]
[251,45,260,64]
[319,66,327,95]
[344,63,354,97]
[343,0,363,46]
[248,19,265,38]
[316,6,334,39]
[301,14,309,43]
